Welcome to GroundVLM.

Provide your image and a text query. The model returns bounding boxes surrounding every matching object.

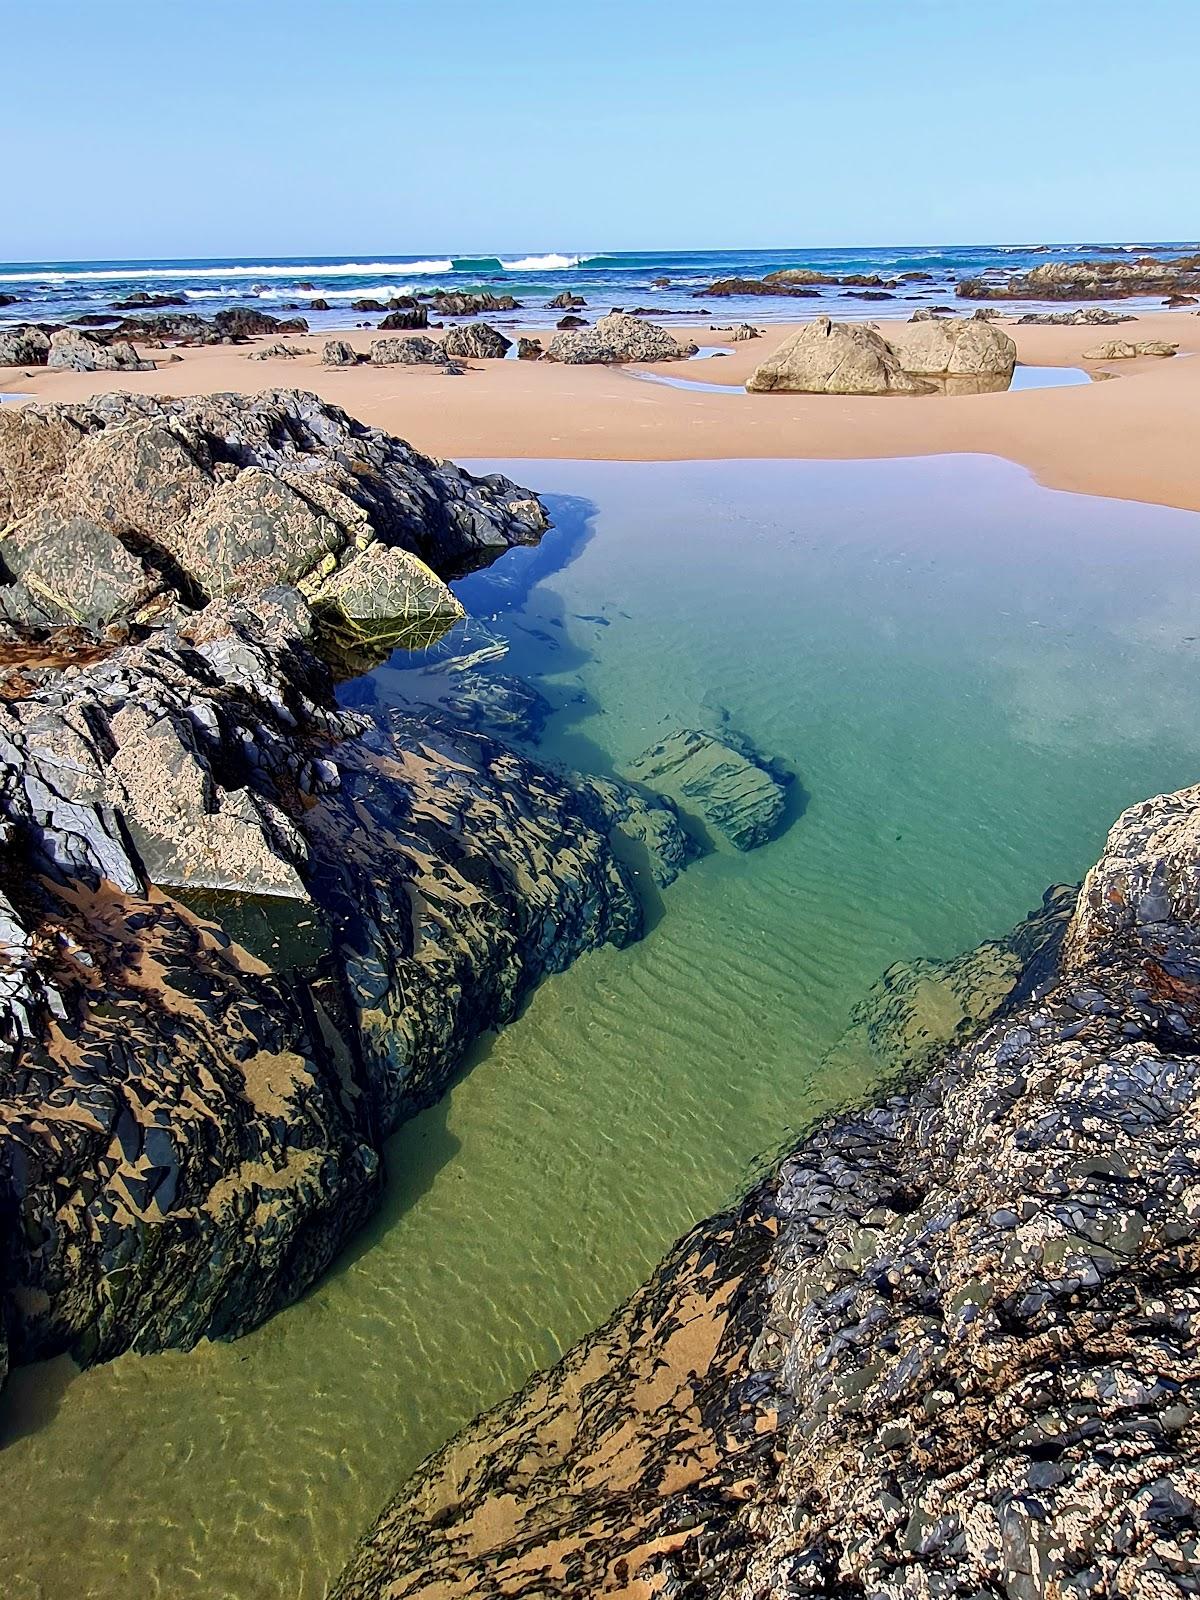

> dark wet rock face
[0,587,679,1369]
[0,390,545,657]
[332,784,1200,1600]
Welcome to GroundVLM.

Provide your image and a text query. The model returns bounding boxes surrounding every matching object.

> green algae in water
[4,455,1200,1600]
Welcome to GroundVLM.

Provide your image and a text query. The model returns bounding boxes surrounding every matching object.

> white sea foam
[0,259,455,284]
[497,253,583,271]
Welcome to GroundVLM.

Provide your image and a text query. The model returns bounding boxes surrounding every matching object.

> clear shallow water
[3,456,1200,1599]
[1,241,1195,333]
[627,359,1091,395]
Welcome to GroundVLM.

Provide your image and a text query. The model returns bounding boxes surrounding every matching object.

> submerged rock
[332,782,1200,1600]
[0,390,546,657]
[625,726,789,850]
[746,316,936,395]
[545,311,692,364]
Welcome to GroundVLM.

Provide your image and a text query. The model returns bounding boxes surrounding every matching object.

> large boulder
[0,324,51,366]
[46,328,154,372]
[322,339,358,366]
[442,321,513,360]
[378,307,428,331]
[545,311,691,364]
[369,335,458,368]
[0,390,548,655]
[745,317,935,395]
[884,316,1016,378]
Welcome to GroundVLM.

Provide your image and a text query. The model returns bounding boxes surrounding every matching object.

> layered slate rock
[545,312,693,364]
[625,726,789,850]
[0,589,689,1371]
[746,317,937,395]
[369,336,459,369]
[0,390,545,659]
[0,325,51,366]
[332,783,1200,1600]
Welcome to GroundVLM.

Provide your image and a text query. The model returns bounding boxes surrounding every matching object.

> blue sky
[6,0,1198,261]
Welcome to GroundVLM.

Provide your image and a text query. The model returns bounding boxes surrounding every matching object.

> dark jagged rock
[0,389,547,656]
[107,309,307,346]
[309,297,331,310]
[350,299,387,312]
[0,587,679,1372]
[47,328,154,372]
[546,312,693,364]
[546,292,587,309]
[322,338,358,366]
[332,784,1200,1600]
[1017,307,1138,325]
[441,322,513,360]
[699,275,822,298]
[378,307,429,331]
[556,312,588,328]
[430,291,520,317]
[516,336,543,360]
[0,293,20,307]
[625,725,789,850]
[110,292,188,310]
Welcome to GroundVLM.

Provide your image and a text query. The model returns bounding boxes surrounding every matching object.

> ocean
[2,242,1197,332]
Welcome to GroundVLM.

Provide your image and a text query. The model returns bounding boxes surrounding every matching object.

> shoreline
[4,307,1199,514]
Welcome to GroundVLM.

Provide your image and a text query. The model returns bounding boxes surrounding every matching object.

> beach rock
[0,586,676,1374]
[1082,338,1179,359]
[321,339,358,366]
[110,292,188,310]
[745,317,936,395]
[885,316,1017,378]
[0,390,548,649]
[369,336,459,368]
[332,782,1200,1600]
[246,343,311,360]
[959,252,1200,301]
[730,323,762,340]
[378,307,428,331]
[431,291,520,317]
[545,311,690,364]
[0,293,20,307]
[1017,307,1138,325]
[441,321,513,360]
[46,328,154,372]
[0,324,51,366]
[351,299,387,312]
[516,336,543,360]
[308,541,467,669]
[546,292,587,309]
[555,313,589,329]
[625,726,789,850]
[909,306,948,320]
[309,298,330,310]
[1166,293,1197,306]
[701,276,821,298]
[214,308,307,339]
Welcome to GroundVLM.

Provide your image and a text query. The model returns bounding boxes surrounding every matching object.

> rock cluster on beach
[746,315,1016,395]
[959,252,1200,302]
[544,311,696,364]
[331,783,1200,1600]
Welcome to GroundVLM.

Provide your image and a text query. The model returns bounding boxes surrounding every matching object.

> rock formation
[0,390,546,657]
[0,392,699,1383]
[379,308,429,331]
[625,726,789,850]
[746,317,937,395]
[322,339,358,365]
[545,312,693,364]
[959,253,1200,302]
[430,291,520,317]
[441,322,513,360]
[369,336,461,369]
[884,317,1016,379]
[331,782,1200,1600]
[517,336,544,360]
[47,328,155,372]
[1082,339,1179,360]
[0,325,51,366]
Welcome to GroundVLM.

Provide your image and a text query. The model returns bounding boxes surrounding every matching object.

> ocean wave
[498,253,584,271]
[0,259,455,284]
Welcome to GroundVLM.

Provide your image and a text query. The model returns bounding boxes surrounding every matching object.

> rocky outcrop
[430,291,520,317]
[884,317,1017,379]
[1017,308,1137,326]
[111,292,189,310]
[700,276,821,298]
[746,317,936,395]
[104,309,307,347]
[0,390,546,656]
[322,339,358,366]
[546,292,587,310]
[378,308,429,331]
[369,336,460,370]
[331,783,1200,1600]
[1082,339,1179,360]
[441,322,513,360]
[47,329,154,372]
[0,586,690,1372]
[516,336,543,360]
[730,323,762,340]
[0,325,51,366]
[545,312,692,364]
[960,254,1200,302]
[625,726,789,851]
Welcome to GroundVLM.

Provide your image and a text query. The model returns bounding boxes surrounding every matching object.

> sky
[5,0,1198,262]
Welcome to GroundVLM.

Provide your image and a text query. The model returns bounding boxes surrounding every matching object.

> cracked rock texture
[332,785,1200,1600]
[0,389,545,660]
[0,589,690,1375]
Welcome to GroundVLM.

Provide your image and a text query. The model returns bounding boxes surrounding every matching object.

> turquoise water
[2,456,1199,1600]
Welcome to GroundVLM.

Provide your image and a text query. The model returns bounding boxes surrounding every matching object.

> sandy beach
[4,308,1199,513]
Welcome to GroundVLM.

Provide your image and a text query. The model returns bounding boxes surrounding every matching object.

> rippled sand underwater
[4,455,1200,1600]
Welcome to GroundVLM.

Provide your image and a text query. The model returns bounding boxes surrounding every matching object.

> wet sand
[4,309,1199,513]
